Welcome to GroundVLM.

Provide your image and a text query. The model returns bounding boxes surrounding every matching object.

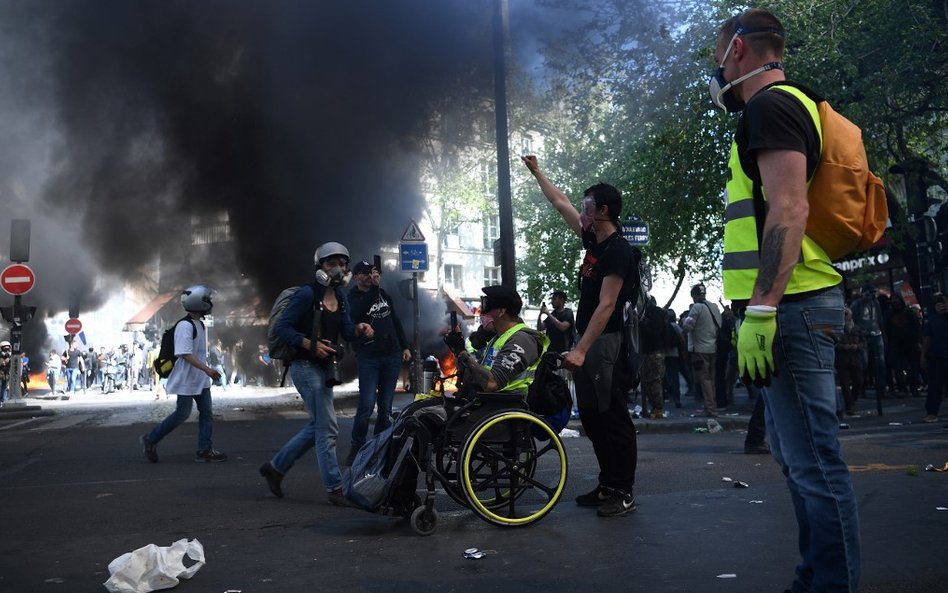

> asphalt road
[0,389,946,593]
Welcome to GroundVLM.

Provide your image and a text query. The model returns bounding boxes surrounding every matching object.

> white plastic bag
[103,538,205,593]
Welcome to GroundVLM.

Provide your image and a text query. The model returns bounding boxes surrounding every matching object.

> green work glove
[737,307,778,387]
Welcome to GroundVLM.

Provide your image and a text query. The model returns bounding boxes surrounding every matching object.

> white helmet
[0,340,10,349]
[314,242,350,266]
[181,284,215,313]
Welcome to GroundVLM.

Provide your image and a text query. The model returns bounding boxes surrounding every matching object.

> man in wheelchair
[408,285,547,431]
[386,286,548,505]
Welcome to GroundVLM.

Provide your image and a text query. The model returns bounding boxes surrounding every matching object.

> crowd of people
[619,282,942,425]
[27,337,283,399]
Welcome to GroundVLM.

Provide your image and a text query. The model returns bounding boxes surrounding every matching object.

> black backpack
[526,351,572,416]
[153,317,197,379]
[639,302,670,353]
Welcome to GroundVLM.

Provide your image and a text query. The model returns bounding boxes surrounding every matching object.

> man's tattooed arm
[755,225,788,297]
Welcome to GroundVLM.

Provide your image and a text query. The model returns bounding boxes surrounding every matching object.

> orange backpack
[777,86,888,260]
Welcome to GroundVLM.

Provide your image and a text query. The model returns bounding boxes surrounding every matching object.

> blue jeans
[762,285,860,593]
[65,368,81,393]
[147,388,214,450]
[350,351,402,449]
[270,360,342,492]
[47,369,60,393]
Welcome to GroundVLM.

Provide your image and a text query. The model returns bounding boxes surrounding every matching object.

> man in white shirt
[140,285,226,463]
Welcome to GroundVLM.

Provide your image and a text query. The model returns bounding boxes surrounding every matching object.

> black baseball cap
[352,261,375,275]
[481,285,523,316]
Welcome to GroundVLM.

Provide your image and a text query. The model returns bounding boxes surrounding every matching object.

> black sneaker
[744,442,771,455]
[575,485,613,507]
[327,488,356,508]
[140,434,158,463]
[195,449,228,463]
[259,462,284,498]
[597,489,636,517]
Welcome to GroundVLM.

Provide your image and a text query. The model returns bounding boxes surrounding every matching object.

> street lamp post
[492,0,515,288]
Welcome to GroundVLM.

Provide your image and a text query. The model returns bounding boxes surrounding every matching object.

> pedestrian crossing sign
[400,220,426,242]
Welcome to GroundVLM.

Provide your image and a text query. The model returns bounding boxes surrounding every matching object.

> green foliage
[511,0,947,301]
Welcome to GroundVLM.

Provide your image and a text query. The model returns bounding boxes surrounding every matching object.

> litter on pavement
[103,538,205,593]
[924,462,948,472]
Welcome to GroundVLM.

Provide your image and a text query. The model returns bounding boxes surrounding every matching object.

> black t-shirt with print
[736,81,821,184]
[577,231,638,335]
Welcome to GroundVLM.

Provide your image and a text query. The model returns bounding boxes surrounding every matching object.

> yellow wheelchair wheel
[459,410,567,527]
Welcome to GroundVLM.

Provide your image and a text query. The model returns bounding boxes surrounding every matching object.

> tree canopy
[511,0,948,306]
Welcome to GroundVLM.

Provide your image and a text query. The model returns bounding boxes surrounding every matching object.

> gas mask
[580,196,611,232]
[315,265,351,287]
[708,21,784,112]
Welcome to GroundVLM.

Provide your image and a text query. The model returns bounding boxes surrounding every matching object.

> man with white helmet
[140,284,226,463]
[259,241,373,505]
[0,340,12,405]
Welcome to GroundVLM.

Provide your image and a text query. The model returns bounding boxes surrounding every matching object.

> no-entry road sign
[0,264,35,296]
[65,318,82,335]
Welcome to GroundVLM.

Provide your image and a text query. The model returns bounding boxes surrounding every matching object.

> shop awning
[443,289,475,319]
[123,292,177,332]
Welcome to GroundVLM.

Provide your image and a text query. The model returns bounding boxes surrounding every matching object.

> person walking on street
[62,340,85,395]
[682,283,722,416]
[639,296,668,419]
[0,341,11,405]
[258,242,373,505]
[836,307,865,416]
[851,285,887,399]
[663,309,685,409]
[344,260,411,466]
[522,155,639,518]
[711,8,860,591]
[208,339,228,391]
[46,349,62,396]
[140,285,226,463]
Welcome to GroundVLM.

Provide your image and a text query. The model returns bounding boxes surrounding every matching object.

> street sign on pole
[622,220,650,246]
[0,264,36,296]
[399,243,429,272]
[65,318,82,335]
[400,220,426,242]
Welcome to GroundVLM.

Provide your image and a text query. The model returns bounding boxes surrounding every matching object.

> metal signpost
[1,220,36,404]
[399,220,428,393]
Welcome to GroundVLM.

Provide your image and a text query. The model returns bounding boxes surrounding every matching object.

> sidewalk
[1,379,937,434]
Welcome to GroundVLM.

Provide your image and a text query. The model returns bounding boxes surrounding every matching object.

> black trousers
[574,338,638,493]
[744,393,766,446]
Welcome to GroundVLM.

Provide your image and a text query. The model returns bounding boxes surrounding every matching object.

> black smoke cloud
[0,0,603,363]
[0,1,504,305]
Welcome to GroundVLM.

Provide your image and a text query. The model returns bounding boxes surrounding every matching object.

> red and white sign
[65,318,83,335]
[0,263,35,296]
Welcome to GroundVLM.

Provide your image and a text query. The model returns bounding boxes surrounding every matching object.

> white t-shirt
[165,316,211,396]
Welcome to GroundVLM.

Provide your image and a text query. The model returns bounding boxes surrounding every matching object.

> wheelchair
[381,382,569,536]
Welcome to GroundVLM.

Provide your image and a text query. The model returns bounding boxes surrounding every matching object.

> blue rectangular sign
[399,242,429,272]
[622,222,650,246]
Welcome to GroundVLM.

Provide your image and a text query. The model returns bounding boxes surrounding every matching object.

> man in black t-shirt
[523,155,639,519]
[537,290,575,353]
